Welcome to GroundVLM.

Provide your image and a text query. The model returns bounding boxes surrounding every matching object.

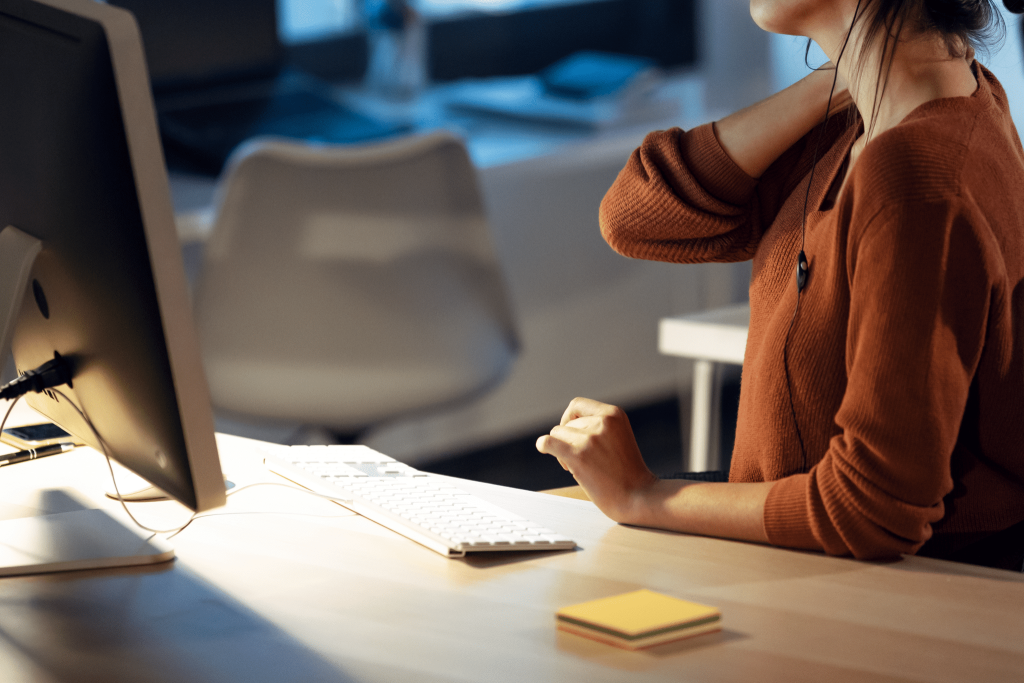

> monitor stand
[0,504,174,577]
[0,225,175,576]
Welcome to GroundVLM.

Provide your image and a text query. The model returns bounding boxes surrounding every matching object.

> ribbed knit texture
[600,64,1024,563]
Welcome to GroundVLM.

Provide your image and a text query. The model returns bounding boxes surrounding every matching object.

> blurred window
[417,0,593,19]
[280,0,356,43]
[279,0,596,43]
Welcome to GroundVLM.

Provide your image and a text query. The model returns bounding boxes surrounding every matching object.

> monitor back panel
[0,0,224,511]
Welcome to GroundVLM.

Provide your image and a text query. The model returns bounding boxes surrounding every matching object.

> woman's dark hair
[864,0,1019,60]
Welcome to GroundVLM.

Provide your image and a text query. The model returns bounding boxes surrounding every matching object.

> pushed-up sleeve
[599,120,837,264]
[764,197,993,559]
[599,124,758,263]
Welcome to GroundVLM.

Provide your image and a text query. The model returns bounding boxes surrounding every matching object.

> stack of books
[556,589,721,650]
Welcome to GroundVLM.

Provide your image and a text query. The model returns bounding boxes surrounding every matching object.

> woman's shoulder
[853,115,974,207]
[850,63,1020,209]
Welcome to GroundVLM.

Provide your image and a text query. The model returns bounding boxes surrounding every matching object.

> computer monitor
[0,0,226,570]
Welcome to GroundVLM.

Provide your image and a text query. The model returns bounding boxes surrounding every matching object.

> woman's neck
[818,15,978,143]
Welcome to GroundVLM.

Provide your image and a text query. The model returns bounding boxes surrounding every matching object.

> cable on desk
[160,482,357,538]
[164,483,357,539]
[2,389,356,540]
[221,481,353,506]
[0,390,190,537]
[0,395,22,436]
[47,388,198,537]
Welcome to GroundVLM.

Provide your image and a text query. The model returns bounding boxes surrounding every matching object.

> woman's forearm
[624,480,774,545]
[714,67,849,179]
[537,397,775,547]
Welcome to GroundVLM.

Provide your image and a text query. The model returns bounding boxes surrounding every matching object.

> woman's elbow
[598,192,643,258]
[828,507,941,562]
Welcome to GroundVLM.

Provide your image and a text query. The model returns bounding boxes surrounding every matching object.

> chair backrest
[193,132,519,430]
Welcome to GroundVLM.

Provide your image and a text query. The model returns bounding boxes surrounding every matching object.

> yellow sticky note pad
[556,589,720,650]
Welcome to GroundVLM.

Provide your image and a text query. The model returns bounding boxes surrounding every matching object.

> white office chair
[192,132,519,438]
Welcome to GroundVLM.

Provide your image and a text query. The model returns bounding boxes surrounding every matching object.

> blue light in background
[278,0,597,43]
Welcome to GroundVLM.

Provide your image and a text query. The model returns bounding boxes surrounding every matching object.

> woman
[536,0,1024,570]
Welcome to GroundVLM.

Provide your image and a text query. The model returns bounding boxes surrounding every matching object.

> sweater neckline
[897,59,989,125]
[809,119,861,216]
[809,61,989,217]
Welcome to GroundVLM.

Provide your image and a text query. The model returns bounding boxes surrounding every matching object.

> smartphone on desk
[1,422,83,450]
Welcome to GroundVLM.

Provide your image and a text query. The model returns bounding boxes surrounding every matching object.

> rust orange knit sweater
[600,63,1024,567]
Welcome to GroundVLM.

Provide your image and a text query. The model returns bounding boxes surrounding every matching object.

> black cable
[784,0,863,472]
[47,388,354,537]
[0,394,23,439]
[0,353,72,401]
[0,385,354,541]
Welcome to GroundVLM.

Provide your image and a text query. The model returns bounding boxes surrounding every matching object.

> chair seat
[194,132,520,437]
[205,344,515,429]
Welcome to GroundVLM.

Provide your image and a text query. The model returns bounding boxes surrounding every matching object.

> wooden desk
[1,433,1021,682]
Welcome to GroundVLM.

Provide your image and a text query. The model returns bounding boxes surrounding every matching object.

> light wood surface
[541,485,590,501]
[0,428,1021,683]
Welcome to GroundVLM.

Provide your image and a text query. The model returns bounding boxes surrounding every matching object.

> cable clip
[796,251,809,292]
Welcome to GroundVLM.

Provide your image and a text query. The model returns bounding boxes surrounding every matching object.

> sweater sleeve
[599,124,758,263]
[599,119,844,264]
[764,196,993,559]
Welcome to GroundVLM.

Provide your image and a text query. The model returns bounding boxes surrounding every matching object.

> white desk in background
[0,413,1021,683]
[169,71,707,237]
[659,303,750,472]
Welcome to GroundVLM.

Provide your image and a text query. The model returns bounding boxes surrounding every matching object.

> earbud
[796,250,809,292]
[786,0,861,472]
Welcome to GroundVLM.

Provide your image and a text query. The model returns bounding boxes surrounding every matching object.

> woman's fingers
[535,433,566,458]
[559,396,618,426]
[538,411,617,476]
[535,434,571,469]
[536,427,589,472]
[539,399,656,523]
[536,419,597,457]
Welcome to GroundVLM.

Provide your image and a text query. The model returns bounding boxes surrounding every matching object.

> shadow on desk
[461,546,579,571]
[0,494,354,683]
[555,627,747,669]
[0,570,353,683]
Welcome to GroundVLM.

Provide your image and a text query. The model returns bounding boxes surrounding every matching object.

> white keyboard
[261,444,577,558]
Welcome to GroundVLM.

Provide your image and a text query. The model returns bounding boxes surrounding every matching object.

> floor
[423,376,741,492]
